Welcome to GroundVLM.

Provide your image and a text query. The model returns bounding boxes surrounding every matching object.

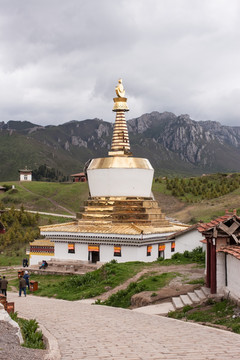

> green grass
[0,181,88,214]
[186,277,205,285]
[9,262,147,300]
[0,247,29,266]
[99,272,178,308]
[168,299,240,334]
[7,260,200,302]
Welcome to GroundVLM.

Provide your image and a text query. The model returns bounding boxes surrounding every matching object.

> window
[147,245,152,256]
[68,243,75,253]
[114,246,121,257]
[171,241,175,252]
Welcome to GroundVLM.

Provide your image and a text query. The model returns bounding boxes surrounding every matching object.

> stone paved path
[7,292,240,360]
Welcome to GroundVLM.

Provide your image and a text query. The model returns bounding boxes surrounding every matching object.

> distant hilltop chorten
[87,79,154,198]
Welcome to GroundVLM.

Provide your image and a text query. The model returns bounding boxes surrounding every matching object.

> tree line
[155,173,240,201]
[32,164,68,182]
[0,205,40,253]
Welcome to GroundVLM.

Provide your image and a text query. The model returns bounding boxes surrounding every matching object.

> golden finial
[109,78,131,156]
[115,79,125,98]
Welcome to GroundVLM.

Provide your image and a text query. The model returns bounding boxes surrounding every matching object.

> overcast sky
[0,0,240,126]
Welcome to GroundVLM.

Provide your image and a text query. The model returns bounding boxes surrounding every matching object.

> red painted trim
[210,241,216,294]
[206,240,211,288]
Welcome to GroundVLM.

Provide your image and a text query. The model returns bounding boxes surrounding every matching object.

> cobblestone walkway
[8,292,240,360]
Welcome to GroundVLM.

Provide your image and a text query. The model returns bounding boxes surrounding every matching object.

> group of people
[0,275,8,296]
[0,270,30,298]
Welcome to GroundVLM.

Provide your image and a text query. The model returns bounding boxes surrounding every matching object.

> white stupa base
[87,157,154,198]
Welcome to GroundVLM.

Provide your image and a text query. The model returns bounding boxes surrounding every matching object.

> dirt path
[18,183,75,215]
[93,263,204,304]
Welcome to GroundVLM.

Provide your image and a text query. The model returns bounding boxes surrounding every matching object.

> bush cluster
[32,164,68,182]
[171,247,205,264]
[0,206,39,252]
[165,173,240,200]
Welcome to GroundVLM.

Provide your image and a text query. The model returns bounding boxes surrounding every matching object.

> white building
[198,210,240,302]
[19,167,32,181]
[29,80,203,265]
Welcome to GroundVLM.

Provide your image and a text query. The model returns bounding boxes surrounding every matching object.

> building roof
[198,213,240,233]
[19,169,32,173]
[167,224,198,240]
[217,245,240,260]
[40,221,188,236]
[70,173,85,177]
[30,239,54,246]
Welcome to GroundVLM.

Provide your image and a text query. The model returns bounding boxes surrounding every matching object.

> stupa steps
[80,213,167,221]
[84,199,161,208]
[83,207,163,215]
[77,218,170,226]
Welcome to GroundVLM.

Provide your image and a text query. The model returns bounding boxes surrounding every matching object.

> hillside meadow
[0,173,240,224]
[0,181,88,214]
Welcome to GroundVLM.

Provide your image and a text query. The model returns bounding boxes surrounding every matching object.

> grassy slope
[152,181,240,223]
[0,178,239,222]
[0,181,89,214]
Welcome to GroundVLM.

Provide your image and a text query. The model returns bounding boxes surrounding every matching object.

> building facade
[19,168,32,181]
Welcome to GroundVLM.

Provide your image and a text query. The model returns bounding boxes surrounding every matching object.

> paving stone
[187,292,200,303]
[132,302,174,315]
[201,286,211,296]
[6,292,240,360]
[180,294,193,306]
[172,296,184,309]
[194,289,206,300]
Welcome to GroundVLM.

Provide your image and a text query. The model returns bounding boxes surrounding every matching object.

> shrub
[10,313,45,349]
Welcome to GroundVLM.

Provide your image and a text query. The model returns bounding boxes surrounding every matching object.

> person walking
[23,271,30,290]
[19,276,27,297]
[1,276,8,297]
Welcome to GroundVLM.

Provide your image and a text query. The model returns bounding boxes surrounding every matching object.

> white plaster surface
[19,173,32,181]
[87,168,154,197]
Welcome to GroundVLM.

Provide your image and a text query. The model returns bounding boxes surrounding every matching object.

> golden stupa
[36,80,187,265]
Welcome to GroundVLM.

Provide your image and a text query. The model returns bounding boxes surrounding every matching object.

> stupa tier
[77,197,170,228]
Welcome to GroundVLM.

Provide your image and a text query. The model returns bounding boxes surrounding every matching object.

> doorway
[91,251,99,263]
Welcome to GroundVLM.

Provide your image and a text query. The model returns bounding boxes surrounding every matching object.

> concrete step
[132,302,174,315]
[201,286,211,297]
[188,292,200,303]
[194,289,206,300]
[180,294,193,306]
[172,297,184,310]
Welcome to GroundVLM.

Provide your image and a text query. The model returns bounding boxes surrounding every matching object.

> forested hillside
[1,112,240,181]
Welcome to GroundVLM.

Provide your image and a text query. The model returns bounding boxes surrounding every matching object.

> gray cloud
[0,0,240,126]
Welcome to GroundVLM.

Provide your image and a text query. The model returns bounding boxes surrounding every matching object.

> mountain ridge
[1,112,240,181]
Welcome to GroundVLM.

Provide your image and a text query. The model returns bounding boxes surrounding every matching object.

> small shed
[70,172,87,182]
[19,167,32,181]
[198,209,240,297]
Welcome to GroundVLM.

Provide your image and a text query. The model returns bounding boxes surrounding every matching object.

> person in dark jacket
[23,258,28,267]
[1,276,8,297]
[19,276,27,297]
[23,271,30,290]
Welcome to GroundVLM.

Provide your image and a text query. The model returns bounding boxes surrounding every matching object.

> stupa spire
[108,79,132,157]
